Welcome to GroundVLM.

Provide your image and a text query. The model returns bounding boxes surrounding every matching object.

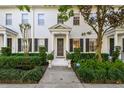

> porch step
[52,58,68,66]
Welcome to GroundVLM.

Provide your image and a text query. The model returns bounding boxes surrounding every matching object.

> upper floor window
[22,13,28,24]
[57,14,64,24]
[38,14,45,25]
[6,13,12,25]
[73,13,80,26]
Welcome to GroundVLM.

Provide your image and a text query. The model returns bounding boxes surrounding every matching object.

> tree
[58,5,124,62]
[19,23,31,56]
[17,5,30,12]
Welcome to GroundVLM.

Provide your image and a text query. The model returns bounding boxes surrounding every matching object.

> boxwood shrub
[0,66,44,83]
[0,56,43,69]
[39,46,47,63]
[70,53,109,62]
[11,53,39,56]
[1,47,11,56]
[21,66,43,81]
[74,59,124,83]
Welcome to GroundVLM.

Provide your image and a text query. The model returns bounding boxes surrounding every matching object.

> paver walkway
[36,66,83,88]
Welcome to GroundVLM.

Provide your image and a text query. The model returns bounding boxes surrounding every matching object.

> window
[6,13,12,25]
[73,13,80,25]
[70,38,84,52]
[73,39,80,49]
[38,14,44,25]
[22,14,28,24]
[86,38,96,52]
[89,39,96,52]
[57,14,64,24]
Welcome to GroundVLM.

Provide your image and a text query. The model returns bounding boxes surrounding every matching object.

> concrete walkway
[36,66,83,88]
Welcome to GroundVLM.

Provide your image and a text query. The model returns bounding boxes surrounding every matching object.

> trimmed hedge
[12,53,39,56]
[21,66,43,81]
[0,66,44,83]
[39,46,47,63]
[74,59,124,83]
[70,53,109,62]
[1,47,11,56]
[0,56,43,69]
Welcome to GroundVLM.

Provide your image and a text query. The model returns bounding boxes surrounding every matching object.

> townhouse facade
[0,6,124,59]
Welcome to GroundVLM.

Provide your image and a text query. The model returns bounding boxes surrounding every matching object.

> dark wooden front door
[57,38,64,56]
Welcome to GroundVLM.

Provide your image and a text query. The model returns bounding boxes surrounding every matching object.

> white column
[3,33,7,47]
[32,38,34,52]
[66,33,69,51]
[51,33,54,52]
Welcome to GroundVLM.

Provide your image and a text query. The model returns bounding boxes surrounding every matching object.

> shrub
[39,46,47,63]
[0,68,23,80]
[107,66,124,81]
[77,66,95,82]
[0,66,44,82]
[70,53,109,62]
[1,47,11,56]
[66,52,72,60]
[21,66,43,82]
[12,53,39,56]
[0,56,43,69]
[74,59,124,83]
[112,46,121,62]
[47,53,54,60]
[73,48,81,62]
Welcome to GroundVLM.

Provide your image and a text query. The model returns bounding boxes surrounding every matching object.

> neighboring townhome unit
[0,6,124,59]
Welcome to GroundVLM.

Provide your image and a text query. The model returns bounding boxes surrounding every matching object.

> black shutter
[18,38,21,52]
[110,38,114,56]
[123,38,124,52]
[7,38,12,49]
[70,39,73,52]
[80,39,83,52]
[29,39,32,52]
[45,38,48,51]
[34,39,38,52]
[86,38,89,52]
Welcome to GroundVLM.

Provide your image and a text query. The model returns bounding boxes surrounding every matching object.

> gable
[49,24,71,30]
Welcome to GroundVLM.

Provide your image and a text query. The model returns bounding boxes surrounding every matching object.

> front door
[57,38,64,56]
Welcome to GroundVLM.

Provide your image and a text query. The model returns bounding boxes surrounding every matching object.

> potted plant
[47,53,54,68]
[66,53,72,68]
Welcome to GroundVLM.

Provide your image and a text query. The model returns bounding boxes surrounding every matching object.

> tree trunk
[23,39,29,57]
[96,35,103,62]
